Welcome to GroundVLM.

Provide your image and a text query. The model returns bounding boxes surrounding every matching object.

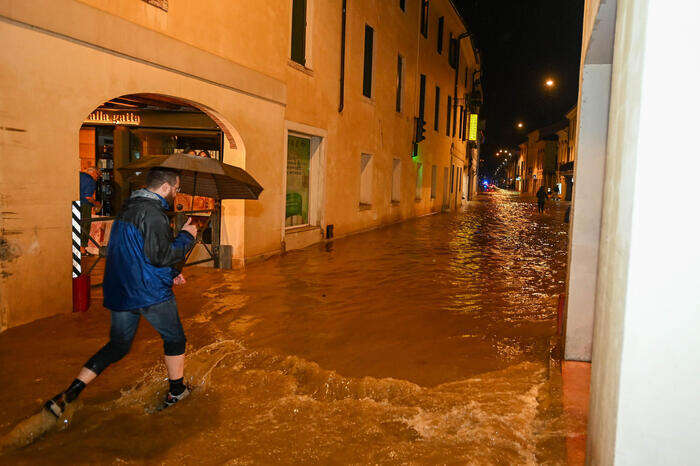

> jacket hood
[130,189,169,209]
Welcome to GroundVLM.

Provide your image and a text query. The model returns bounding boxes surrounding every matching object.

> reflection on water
[0,192,570,463]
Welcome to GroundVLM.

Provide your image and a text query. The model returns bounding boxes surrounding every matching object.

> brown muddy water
[0,192,571,464]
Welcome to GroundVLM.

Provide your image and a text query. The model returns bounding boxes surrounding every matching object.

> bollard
[72,274,91,312]
[72,200,91,312]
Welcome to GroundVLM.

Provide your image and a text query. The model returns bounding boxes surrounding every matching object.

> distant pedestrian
[565,205,571,223]
[44,167,197,418]
[536,185,548,213]
[79,168,102,253]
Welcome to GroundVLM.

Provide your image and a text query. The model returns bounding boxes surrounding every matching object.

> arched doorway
[77,94,245,284]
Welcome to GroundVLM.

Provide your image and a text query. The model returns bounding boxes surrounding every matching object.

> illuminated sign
[84,111,141,126]
[468,114,478,141]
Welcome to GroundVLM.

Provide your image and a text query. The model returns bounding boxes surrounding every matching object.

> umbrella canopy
[118,154,263,200]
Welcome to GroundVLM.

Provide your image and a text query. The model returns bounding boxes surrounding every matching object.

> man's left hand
[173,273,186,285]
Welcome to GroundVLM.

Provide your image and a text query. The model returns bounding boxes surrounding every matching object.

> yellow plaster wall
[0,20,284,329]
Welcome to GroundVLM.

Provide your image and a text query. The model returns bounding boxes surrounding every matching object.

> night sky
[456,0,584,178]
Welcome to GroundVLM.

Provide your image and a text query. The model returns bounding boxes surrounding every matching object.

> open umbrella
[118,153,263,200]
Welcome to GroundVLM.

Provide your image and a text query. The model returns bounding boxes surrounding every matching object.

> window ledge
[415,198,422,203]
[285,224,319,233]
[359,203,373,211]
[361,95,376,106]
[390,200,400,206]
[287,59,314,76]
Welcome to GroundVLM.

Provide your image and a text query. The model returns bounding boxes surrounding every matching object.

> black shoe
[43,393,68,419]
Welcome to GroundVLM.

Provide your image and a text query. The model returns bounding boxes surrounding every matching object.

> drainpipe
[338,0,347,113]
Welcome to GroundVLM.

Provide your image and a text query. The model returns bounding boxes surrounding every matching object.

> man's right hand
[181,217,198,238]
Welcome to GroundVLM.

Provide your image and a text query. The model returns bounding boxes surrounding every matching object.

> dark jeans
[537,199,545,212]
[85,298,186,375]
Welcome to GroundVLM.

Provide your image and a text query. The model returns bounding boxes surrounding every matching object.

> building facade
[0,0,482,330]
[555,106,577,201]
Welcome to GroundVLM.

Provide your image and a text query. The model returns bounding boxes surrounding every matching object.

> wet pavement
[0,191,575,464]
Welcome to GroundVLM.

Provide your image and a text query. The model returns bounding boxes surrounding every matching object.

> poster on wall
[286,135,310,227]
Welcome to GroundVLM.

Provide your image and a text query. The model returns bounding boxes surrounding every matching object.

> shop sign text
[84,111,141,126]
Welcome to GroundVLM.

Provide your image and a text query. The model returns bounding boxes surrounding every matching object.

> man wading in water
[44,168,197,418]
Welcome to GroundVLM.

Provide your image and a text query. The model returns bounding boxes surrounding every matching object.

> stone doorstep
[284,225,323,252]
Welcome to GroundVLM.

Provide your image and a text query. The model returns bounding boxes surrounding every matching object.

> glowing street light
[545,78,555,88]
[516,122,524,129]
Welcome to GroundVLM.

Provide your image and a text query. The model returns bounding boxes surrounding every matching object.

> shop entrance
[78,94,233,285]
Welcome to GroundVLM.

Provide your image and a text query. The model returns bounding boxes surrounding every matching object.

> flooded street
[0,192,572,464]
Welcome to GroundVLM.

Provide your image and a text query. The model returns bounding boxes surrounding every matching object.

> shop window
[363,25,374,98]
[415,163,423,200]
[392,158,401,203]
[434,86,440,131]
[79,94,227,271]
[431,165,437,199]
[396,54,404,112]
[291,0,307,66]
[286,135,311,227]
[437,16,444,54]
[360,153,373,207]
[420,0,429,38]
[399,0,405,12]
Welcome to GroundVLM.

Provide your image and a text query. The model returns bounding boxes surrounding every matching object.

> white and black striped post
[72,200,82,278]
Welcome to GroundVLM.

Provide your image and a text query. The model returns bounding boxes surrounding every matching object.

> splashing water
[0,192,571,463]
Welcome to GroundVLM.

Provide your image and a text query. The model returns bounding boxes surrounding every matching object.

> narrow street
[0,192,574,464]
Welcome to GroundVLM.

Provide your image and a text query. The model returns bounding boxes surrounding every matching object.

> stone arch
[76,92,247,271]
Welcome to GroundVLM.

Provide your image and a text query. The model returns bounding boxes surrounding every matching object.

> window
[430,165,437,199]
[458,106,464,139]
[399,0,405,11]
[452,98,457,137]
[290,0,307,66]
[360,153,373,206]
[396,55,404,112]
[391,158,401,202]
[286,135,311,226]
[434,86,440,131]
[461,100,468,141]
[415,163,423,200]
[437,17,444,54]
[442,167,449,207]
[363,25,374,98]
[448,34,458,69]
[420,0,429,38]
[418,74,426,120]
[446,95,452,136]
[450,164,454,193]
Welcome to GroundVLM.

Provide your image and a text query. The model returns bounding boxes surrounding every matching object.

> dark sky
[456,0,584,178]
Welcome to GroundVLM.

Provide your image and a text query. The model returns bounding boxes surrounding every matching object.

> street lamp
[545,78,555,88]
[516,122,524,129]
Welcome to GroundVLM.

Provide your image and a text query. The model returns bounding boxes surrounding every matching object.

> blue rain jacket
[103,189,195,311]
